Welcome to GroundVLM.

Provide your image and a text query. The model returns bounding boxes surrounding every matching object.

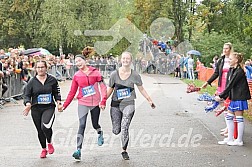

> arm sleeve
[63,75,78,109]
[135,73,143,86]
[219,69,243,99]
[245,65,252,72]
[99,81,107,106]
[207,58,221,85]
[97,73,107,106]
[23,79,33,106]
[108,71,116,88]
[52,78,61,102]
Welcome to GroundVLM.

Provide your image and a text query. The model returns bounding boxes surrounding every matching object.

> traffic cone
[234,117,238,139]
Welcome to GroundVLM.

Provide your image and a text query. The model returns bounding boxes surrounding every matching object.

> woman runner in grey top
[107,51,155,160]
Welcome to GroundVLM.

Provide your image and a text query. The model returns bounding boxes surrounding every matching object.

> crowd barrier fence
[2,64,252,115]
[0,63,118,109]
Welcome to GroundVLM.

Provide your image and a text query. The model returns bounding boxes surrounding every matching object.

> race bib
[37,94,52,104]
[82,85,96,97]
[116,88,131,100]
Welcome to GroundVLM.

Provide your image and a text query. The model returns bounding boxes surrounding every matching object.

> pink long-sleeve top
[63,66,107,109]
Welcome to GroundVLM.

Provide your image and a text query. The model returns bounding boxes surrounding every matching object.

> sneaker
[218,138,231,145]
[121,151,130,160]
[220,130,228,136]
[98,131,104,146]
[40,149,47,158]
[72,150,81,161]
[48,143,54,154]
[220,127,227,132]
[205,101,219,113]
[227,140,243,146]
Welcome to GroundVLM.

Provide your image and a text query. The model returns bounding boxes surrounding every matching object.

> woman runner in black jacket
[23,61,62,158]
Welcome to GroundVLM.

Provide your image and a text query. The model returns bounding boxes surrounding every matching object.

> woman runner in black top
[23,61,62,158]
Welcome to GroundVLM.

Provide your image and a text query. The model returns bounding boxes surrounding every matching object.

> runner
[107,51,155,160]
[60,54,107,161]
[23,61,62,158]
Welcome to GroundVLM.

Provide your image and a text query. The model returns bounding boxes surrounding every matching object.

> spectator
[187,55,195,80]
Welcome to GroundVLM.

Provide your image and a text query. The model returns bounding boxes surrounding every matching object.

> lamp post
[143,33,147,58]
[59,45,63,56]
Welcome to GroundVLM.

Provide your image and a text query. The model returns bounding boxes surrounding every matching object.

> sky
[196,0,203,4]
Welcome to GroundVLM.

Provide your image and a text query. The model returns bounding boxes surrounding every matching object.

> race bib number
[37,94,52,104]
[116,88,131,100]
[82,85,96,97]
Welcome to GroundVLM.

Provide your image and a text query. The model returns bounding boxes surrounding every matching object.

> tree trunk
[173,0,185,43]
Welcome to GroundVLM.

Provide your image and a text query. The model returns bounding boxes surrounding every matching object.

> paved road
[1,74,252,167]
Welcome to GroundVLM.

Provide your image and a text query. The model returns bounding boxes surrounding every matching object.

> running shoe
[48,143,54,154]
[121,151,130,160]
[220,130,228,136]
[220,127,227,132]
[98,131,104,146]
[218,138,231,145]
[40,149,47,158]
[72,150,81,161]
[205,101,219,113]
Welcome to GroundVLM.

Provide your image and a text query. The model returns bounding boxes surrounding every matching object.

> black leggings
[31,106,55,149]
[77,105,101,149]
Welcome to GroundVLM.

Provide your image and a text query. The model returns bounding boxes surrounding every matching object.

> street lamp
[143,33,147,58]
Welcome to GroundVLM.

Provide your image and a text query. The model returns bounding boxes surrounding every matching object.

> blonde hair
[121,51,133,61]
[232,52,244,68]
[224,42,234,54]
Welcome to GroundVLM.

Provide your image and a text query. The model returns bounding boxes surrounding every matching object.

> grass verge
[182,79,216,95]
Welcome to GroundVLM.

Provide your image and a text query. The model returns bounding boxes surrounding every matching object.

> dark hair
[82,46,95,58]
[75,54,86,60]
[35,60,48,69]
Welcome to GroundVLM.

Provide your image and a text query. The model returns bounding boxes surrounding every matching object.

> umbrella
[23,48,40,55]
[187,50,201,56]
[168,52,180,57]
[23,48,51,56]
[30,48,51,56]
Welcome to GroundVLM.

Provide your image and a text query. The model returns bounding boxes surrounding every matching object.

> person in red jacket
[60,54,107,161]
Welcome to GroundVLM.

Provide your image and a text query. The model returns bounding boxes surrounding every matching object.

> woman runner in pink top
[60,54,107,161]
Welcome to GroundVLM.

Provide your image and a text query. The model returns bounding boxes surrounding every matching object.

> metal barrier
[3,73,22,104]
[0,78,3,109]
[52,63,117,79]
[0,63,119,109]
